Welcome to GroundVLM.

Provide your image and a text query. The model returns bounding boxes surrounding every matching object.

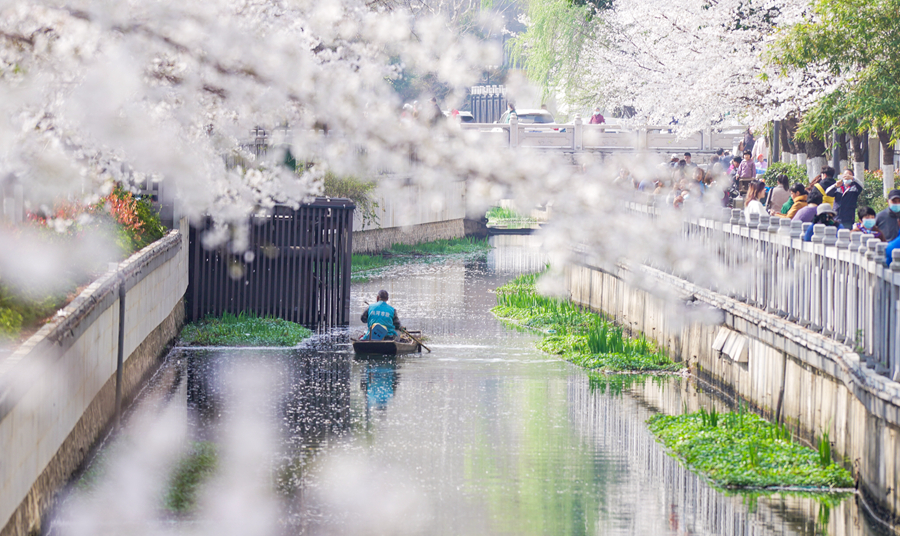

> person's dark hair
[732,156,742,164]
[507,101,516,112]
[807,189,824,205]
[858,206,877,220]
[677,159,686,167]
[710,155,719,164]
[716,148,724,156]
[684,152,691,157]
[743,150,753,156]
[790,182,806,195]
[776,174,790,189]
[821,166,835,178]
[746,180,765,201]
[377,290,389,301]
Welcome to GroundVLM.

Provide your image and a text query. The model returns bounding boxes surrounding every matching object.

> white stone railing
[460,117,747,153]
[627,200,900,380]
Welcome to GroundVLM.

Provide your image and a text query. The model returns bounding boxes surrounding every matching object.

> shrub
[761,162,806,188]
[322,172,380,228]
[859,170,888,213]
[0,306,23,341]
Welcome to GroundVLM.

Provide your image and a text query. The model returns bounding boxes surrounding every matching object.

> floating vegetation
[165,441,218,514]
[648,406,854,489]
[486,206,538,228]
[180,311,313,347]
[352,236,491,282]
[492,273,681,372]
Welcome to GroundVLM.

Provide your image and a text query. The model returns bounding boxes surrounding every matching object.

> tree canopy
[769,0,900,142]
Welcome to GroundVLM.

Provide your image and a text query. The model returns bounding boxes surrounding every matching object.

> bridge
[460,115,748,155]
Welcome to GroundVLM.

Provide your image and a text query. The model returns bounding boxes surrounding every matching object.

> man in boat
[361,290,402,340]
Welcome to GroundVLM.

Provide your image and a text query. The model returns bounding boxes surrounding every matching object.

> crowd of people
[621,151,900,264]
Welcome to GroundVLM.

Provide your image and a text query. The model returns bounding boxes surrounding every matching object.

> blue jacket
[886,235,900,267]
[363,301,399,336]
[803,221,843,242]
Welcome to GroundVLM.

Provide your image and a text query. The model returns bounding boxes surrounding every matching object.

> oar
[401,328,431,353]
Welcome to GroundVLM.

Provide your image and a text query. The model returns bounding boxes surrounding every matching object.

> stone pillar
[573,114,583,151]
[509,114,519,148]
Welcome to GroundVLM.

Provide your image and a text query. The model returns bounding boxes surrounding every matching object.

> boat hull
[352,339,421,355]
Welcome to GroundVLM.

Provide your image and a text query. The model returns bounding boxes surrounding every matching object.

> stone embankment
[352,179,486,253]
[566,260,900,527]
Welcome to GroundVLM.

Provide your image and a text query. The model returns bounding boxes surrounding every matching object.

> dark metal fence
[469,85,507,123]
[187,198,355,328]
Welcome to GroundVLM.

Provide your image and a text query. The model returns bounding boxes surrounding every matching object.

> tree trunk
[836,132,848,174]
[781,118,799,156]
[878,128,895,195]
[850,134,866,184]
[805,136,827,180]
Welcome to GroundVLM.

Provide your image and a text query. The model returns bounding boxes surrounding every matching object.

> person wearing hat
[803,203,844,242]
[875,189,900,241]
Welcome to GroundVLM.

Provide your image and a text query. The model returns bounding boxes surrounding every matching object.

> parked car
[496,109,555,125]
[443,110,476,123]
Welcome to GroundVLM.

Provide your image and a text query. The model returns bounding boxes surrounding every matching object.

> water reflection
[360,359,399,411]
[63,237,892,536]
[487,234,550,274]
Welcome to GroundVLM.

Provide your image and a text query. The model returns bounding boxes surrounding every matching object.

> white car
[496,109,555,125]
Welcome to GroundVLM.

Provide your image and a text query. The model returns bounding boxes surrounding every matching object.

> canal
[56,236,889,536]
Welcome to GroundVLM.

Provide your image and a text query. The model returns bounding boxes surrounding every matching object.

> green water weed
[648,411,854,489]
[180,311,312,347]
[493,273,682,373]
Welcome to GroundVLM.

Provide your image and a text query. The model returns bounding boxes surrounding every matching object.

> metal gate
[469,85,507,123]
[187,198,354,327]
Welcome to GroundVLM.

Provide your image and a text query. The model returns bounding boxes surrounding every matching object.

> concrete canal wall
[566,261,900,526]
[0,219,189,536]
[352,179,486,253]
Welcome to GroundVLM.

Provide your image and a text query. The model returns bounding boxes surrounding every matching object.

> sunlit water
[55,235,891,536]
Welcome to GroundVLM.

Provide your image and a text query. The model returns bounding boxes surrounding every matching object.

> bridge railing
[460,116,746,152]
[628,200,900,380]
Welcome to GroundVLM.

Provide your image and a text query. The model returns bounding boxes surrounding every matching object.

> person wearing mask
[875,189,900,241]
[766,174,791,214]
[803,203,843,242]
[793,189,823,223]
[852,206,885,241]
[775,183,808,219]
[743,180,767,224]
[589,107,605,124]
[826,169,864,225]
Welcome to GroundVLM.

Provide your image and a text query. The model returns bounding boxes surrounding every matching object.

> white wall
[354,177,467,232]
[0,219,189,533]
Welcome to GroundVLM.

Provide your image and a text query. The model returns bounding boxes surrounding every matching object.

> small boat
[352,331,423,355]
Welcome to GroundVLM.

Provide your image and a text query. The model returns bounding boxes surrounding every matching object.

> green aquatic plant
[352,237,492,281]
[493,273,682,373]
[165,441,218,513]
[818,430,832,468]
[648,410,854,489]
[180,311,313,347]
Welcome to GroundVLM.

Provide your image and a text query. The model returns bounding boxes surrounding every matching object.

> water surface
[63,235,890,536]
